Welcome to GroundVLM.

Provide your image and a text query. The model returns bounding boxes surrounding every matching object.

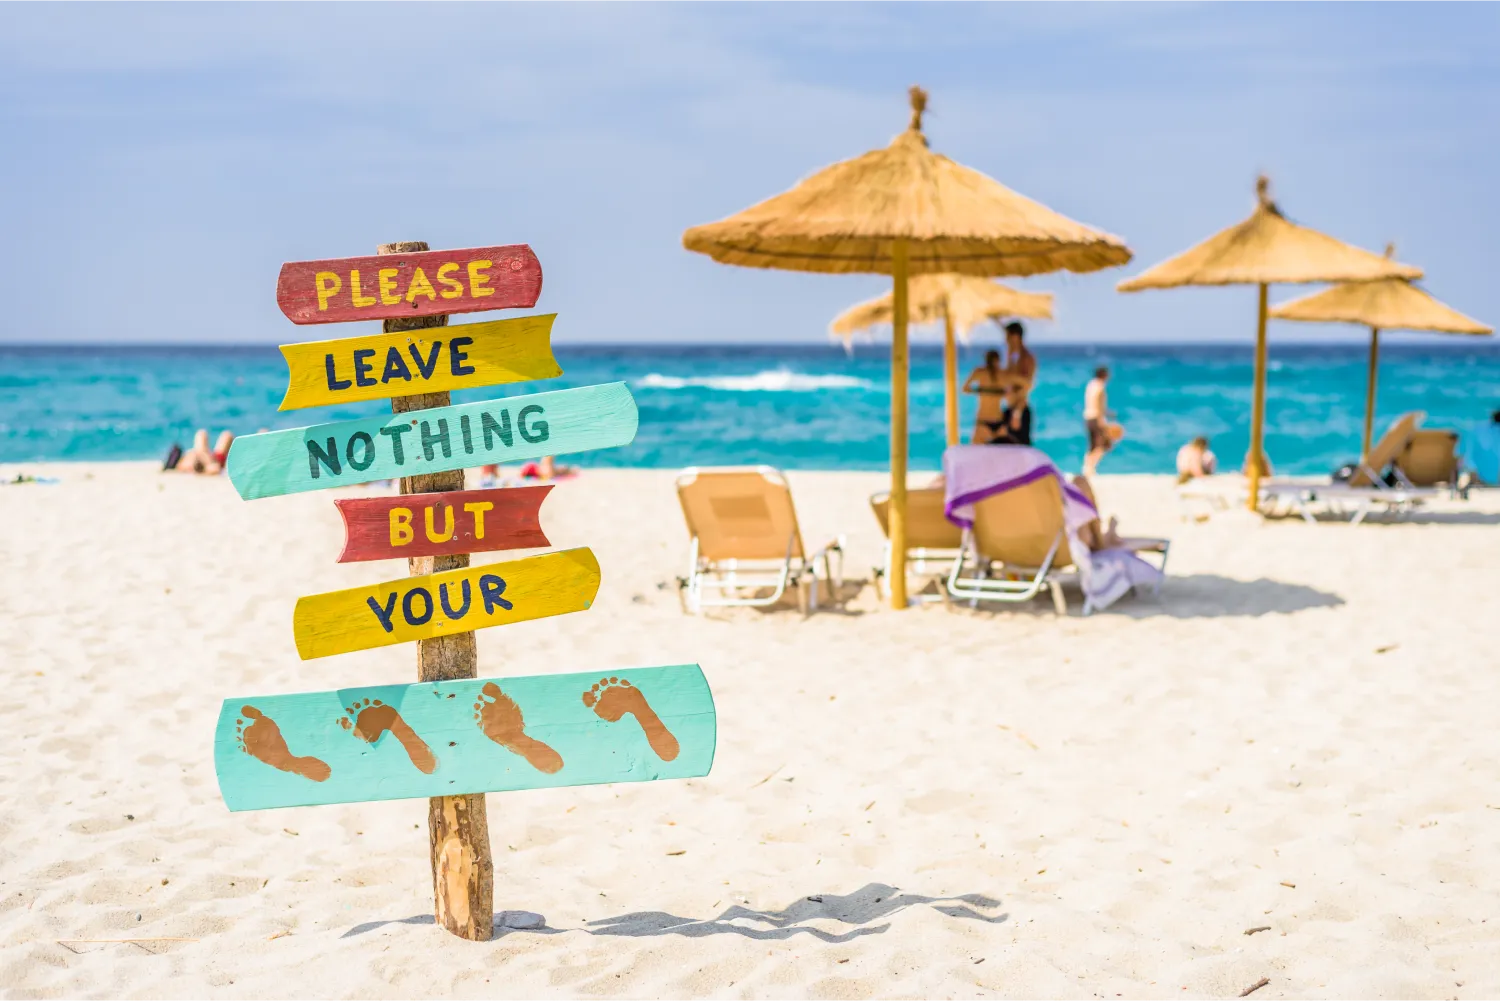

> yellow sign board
[292,547,600,659]
[278,314,560,411]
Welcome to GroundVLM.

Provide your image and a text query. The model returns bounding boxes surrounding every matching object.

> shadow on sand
[342,883,1005,943]
[1276,509,1500,527]
[947,573,1343,619]
[1128,573,1344,618]
[584,883,1005,943]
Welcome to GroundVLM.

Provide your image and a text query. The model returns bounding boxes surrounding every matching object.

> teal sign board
[225,381,638,500]
[215,664,715,811]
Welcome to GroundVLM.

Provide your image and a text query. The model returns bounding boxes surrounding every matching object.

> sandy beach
[1,462,1497,999]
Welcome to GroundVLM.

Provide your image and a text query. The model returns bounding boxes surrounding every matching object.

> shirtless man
[1000,321,1037,413]
[993,321,1037,445]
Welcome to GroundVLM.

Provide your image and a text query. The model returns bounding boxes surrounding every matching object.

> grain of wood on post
[379,240,494,942]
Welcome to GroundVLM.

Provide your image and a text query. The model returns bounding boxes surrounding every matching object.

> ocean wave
[635,369,872,392]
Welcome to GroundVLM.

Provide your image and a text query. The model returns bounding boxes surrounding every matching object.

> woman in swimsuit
[963,351,1009,444]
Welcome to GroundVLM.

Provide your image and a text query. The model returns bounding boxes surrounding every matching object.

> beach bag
[162,443,183,471]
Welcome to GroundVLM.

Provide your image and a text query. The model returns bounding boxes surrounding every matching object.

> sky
[1,2,1497,346]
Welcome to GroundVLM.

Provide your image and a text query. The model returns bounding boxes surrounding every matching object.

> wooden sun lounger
[1258,412,1439,523]
[869,487,964,603]
[946,475,1169,615]
[675,466,843,615]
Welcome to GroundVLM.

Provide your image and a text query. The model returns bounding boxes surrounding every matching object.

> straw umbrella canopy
[1270,243,1491,459]
[1116,177,1422,509]
[684,87,1131,608]
[830,275,1054,447]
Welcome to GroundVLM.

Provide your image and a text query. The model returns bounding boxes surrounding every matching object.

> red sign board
[277,245,543,325]
[333,485,552,563]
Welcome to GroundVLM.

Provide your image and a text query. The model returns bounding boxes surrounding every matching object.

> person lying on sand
[520,455,577,481]
[166,430,233,474]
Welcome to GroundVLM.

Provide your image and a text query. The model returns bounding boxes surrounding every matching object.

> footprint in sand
[582,677,679,762]
[235,706,331,782]
[337,698,438,774]
[473,682,564,774]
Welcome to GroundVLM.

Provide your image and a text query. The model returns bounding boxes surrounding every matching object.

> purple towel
[941,445,1096,533]
[940,445,1160,612]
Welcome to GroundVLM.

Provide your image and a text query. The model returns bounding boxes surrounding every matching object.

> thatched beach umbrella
[829,275,1055,446]
[1271,243,1490,459]
[683,87,1131,608]
[1116,177,1422,509]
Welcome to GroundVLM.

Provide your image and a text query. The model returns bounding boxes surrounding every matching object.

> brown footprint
[236,706,331,782]
[473,682,564,774]
[582,677,679,762]
[337,698,437,774]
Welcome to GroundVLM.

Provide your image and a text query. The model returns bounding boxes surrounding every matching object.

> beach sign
[334,485,552,563]
[276,244,542,324]
[225,381,639,500]
[215,665,715,811]
[293,547,600,659]
[219,236,703,942]
[278,314,561,410]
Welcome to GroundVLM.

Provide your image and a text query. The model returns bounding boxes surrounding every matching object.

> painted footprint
[337,698,438,774]
[473,682,564,774]
[582,677,679,762]
[236,706,331,782]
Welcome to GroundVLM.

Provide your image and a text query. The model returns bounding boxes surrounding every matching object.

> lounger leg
[1050,579,1067,616]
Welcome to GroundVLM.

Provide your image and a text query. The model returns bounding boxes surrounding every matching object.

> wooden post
[942,306,959,448]
[1246,282,1269,512]
[1362,327,1381,462]
[379,240,494,941]
[889,239,910,610]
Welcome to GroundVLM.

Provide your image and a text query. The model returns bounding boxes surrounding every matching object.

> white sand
[1,462,1497,999]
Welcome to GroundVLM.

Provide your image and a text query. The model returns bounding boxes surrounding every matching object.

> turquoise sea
[3,343,1498,475]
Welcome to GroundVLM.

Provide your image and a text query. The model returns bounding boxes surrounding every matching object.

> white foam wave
[635,369,871,392]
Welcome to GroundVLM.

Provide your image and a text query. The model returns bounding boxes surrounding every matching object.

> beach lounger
[1260,411,1439,523]
[675,466,843,614]
[945,473,1169,615]
[869,487,964,602]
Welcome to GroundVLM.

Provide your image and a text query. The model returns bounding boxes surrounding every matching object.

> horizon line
[1,338,1494,350]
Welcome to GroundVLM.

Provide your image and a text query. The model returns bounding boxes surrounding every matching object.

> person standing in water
[1083,365,1114,476]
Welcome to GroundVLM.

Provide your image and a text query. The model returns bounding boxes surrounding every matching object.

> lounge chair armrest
[1117,536,1170,553]
[810,536,845,557]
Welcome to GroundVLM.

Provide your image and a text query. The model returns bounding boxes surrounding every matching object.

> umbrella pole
[889,239,910,609]
[1362,327,1380,461]
[1246,282,1269,511]
[943,307,959,447]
